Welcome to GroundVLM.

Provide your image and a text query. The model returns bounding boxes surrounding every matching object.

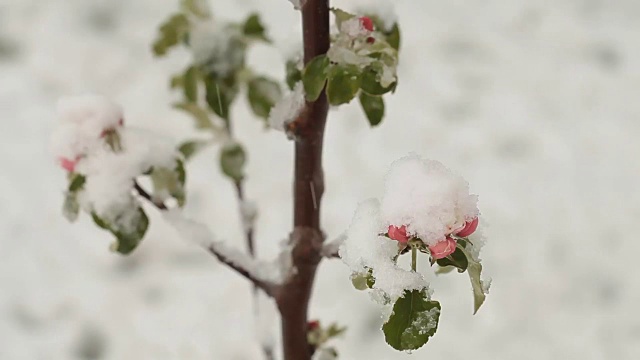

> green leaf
[242,13,268,41]
[62,191,80,222]
[152,13,190,57]
[326,65,361,105]
[436,247,469,272]
[68,173,86,192]
[350,269,375,290]
[178,140,210,160]
[91,208,149,255]
[330,8,355,29]
[150,160,187,207]
[459,247,488,314]
[360,65,395,96]
[183,66,199,102]
[220,142,246,182]
[326,323,347,339]
[247,77,282,119]
[382,290,441,351]
[359,92,384,126]
[385,23,401,51]
[180,0,210,19]
[173,102,212,129]
[302,55,329,101]
[205,78,235,121]
[285,59,302,90]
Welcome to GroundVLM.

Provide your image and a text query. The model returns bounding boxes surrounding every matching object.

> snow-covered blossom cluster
[327,12,398,88]
[339,154,486,304]
[381,155,479,246]
[51,94,183,252]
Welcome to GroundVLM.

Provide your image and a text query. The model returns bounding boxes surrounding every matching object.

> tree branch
[277,1,331,360]
[133,183,279,297]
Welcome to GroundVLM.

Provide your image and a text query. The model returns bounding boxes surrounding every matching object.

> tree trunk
[276,1,330,360]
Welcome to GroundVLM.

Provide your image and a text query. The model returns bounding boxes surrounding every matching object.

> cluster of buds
[54,95,125,174]
[387,217,479,260]
[359,16,375,44]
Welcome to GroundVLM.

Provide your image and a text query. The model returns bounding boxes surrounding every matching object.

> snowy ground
[1,0,640,359]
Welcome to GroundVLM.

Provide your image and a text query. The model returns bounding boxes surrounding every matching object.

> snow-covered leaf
[360,65,395,96]
[150,160,187,207]
[220,142,246,182]
[330,8,355,29]
[63,191,80,222]
[247,77,282,120]
[327,65,361,105]
[302,55,329,101]
[359,92,384,126]
[382,289,441,351]
[152,13,190,57]
[91,208,149,255]
[173,102,212,129]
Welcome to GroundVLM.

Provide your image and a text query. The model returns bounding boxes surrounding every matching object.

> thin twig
[206,244,277,297]
[134,181,167,210]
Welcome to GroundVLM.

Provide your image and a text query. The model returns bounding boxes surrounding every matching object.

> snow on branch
[321,233,346,258]
[162,209,290,297]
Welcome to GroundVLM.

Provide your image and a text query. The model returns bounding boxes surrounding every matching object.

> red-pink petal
[58,157,77,172]
[359,16,374,32]
[456,217,479,237]
[428,237,457,259]
[387,225,409,243]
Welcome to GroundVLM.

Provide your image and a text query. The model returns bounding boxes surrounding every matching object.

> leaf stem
[411,246,417,272]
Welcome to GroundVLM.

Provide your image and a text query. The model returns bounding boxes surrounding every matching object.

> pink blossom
[387,225,409,243]
[455,217,479,237]
[428,237,457,259]
[359,16,374,32]
[58,157,78,173]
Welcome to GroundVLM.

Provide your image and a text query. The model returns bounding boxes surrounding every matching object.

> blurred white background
[1,0,639,359]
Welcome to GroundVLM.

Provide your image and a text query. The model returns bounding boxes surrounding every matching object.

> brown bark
[275,1,331,359]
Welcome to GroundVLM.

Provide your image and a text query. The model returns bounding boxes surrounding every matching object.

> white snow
[268,81,305,132]
[51,94,123,160]
[380,154,479,246]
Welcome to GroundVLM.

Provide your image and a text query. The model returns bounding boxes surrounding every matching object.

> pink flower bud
[428,237,457,260]
[307,320,320,331]
[58,157,78,173]
[455,217,479,237]
[387,225,409,243]
[359,16,374,32]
